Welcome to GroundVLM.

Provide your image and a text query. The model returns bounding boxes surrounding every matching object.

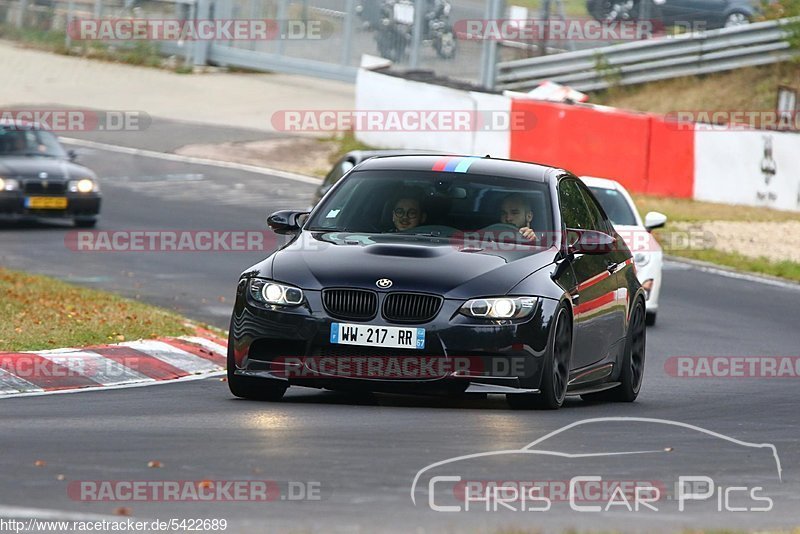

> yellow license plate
[26,197,68,209]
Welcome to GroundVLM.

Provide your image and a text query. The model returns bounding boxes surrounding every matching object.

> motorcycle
[586,0,641,22]
[375,0,457,63]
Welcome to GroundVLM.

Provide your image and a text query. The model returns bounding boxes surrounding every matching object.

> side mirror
[67,149,78,162]
[267,210,309,235]
[644,211,667,231]
[566,228,616,255]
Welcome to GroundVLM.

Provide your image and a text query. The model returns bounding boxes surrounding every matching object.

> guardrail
[496,19,799,92]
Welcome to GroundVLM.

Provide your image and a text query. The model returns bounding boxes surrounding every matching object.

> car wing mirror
[267,210,309,234]
[566,228,616,255]
[644,211,667,231]
[67,149,78,162]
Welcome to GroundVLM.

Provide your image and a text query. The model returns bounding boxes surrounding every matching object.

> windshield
[0,128,68,157]
[588,186,638,226]
[306,170,554,243]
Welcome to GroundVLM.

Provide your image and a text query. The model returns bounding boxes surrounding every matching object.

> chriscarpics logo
[411,418,782,515]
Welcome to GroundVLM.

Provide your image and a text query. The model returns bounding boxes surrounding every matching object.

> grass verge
[0,268,194,352]
[631,194,800,223]
[630,194,800,283]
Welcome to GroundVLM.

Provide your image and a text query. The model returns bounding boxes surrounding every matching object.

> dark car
[588,0,757,29]
[228,155,647,410]
[312,149,437,207]
[0,121,101,227]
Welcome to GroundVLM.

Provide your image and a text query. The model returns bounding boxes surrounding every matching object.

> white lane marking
[0,371,224,399]
[61,137,320,185]
[0,504,131,521]
[180,335,227,357]
[119,340,222,374]
[664,258,800,291]
[34,350,153,386]
[0,368,43,394]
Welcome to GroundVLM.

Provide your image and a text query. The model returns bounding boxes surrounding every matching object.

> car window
[323,158,355,188]
[578,185,613,233]
[558,179,595,230]
[0,128,66,157]
[306,169,554,242]
[588,187,637,226]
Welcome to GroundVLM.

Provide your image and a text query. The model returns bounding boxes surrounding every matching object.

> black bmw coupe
[228,155,647,409]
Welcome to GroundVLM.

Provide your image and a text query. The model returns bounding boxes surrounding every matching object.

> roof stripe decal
[453,157,480,173]
[432,157,454,172]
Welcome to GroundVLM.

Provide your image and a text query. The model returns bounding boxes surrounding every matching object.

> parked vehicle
[375,0,457,62]
[586,0,757,29]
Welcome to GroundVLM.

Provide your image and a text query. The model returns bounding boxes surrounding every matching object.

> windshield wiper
[22,152,58,158]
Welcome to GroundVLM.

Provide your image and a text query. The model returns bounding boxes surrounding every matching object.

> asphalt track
[1,123,799,533]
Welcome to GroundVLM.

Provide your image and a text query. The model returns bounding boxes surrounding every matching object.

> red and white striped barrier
[0,334,227,397]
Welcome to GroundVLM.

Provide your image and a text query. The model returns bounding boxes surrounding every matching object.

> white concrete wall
[694,128,800,212]
[355,69,511,158]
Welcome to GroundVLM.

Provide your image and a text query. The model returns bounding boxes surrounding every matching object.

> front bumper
[0,193,101,219]
[230,290,561,394]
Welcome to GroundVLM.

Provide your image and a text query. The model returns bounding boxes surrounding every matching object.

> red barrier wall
[509,99,694,198]
[645,116,695,198]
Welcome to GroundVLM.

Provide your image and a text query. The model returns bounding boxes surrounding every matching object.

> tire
[227,322,287,401]
[582,299,646,403]
[724,10,750,28]
[74,218,97,228]
[376,28,407,63]
[645,311,657,327]
[507,304,572,410]
[434,30,457,59]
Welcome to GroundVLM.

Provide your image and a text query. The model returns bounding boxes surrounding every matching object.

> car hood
[0,157,93,180]
[269,232,558,299]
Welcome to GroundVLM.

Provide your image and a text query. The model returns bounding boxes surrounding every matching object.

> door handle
[605,260,617,274]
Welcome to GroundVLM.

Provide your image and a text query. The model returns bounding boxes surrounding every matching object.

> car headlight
[248,279,304,306]
[68,178,98,193]
[633,252,650,267]
[0,178,20,191]
[459,297,538,319]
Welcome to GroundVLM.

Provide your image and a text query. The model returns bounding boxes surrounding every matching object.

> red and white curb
[0,334,228,397]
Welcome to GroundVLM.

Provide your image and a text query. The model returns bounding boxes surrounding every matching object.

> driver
[500,194,536,241]
[392,196,427,232]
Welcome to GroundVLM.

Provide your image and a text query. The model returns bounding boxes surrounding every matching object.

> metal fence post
[17,0,28,28]
[194,0,211,66]
[276,0,289,56]
[340,0,356,66]
[480,0,503,90]
[65,0,74,50]
[409,0,424,68]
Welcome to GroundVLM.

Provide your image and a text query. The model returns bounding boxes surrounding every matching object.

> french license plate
[26,196,68,209]
[330,323,425,350]
[393,2,415,24]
